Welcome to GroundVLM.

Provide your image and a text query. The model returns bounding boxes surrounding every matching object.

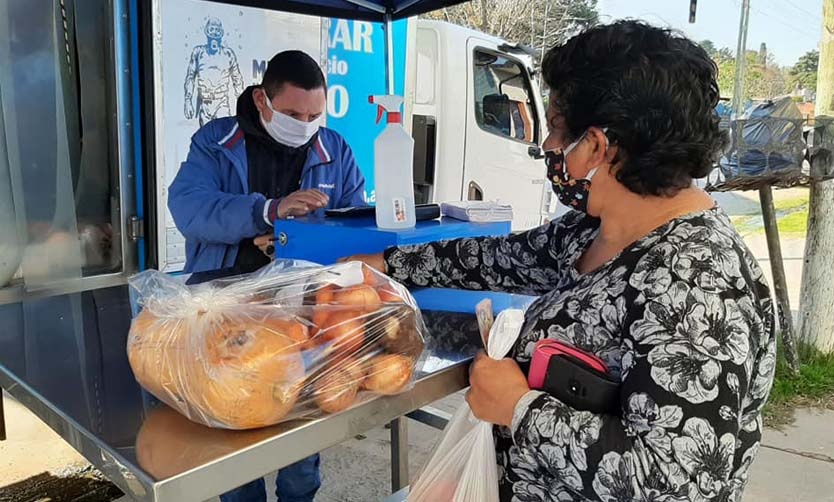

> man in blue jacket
[170,50,367,276]
[169,50,366,502]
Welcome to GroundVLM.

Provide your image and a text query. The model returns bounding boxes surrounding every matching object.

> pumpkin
[128,309,305,429]
[334,285,381,311]
[127,310,192,406]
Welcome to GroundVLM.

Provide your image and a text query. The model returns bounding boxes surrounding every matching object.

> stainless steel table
[0,284,482,501]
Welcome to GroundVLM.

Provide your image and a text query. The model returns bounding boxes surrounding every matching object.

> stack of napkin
[441,201,514,222]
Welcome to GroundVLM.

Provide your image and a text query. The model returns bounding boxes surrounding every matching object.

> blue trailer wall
[326,19,408,205]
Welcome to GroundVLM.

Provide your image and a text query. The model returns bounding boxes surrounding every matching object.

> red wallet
[527,339,620,414]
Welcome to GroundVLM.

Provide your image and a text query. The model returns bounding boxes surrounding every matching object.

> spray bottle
[369,95,416,229]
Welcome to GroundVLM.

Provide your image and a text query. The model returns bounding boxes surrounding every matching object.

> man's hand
[254,234,274,257]
[338,253,385,273]
[466,351,530,428]
[277,189,329,219]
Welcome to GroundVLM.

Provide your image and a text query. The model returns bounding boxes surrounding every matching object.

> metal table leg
[406,406,451,430]
[390,417,409,492]
[0,390,6,441]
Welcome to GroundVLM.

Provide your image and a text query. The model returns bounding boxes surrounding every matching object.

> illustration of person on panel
[184,17,245,126]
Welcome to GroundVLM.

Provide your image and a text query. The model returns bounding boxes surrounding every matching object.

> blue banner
[326,19,408,204]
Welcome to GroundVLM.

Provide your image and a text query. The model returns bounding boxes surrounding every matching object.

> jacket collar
[312,135,332,165]
[218,122,245,149]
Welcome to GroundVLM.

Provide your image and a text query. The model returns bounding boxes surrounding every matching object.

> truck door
[463,44,547,231]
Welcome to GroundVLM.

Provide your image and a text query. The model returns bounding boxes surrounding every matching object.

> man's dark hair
[542,20,727,196]
[262,50,326,98]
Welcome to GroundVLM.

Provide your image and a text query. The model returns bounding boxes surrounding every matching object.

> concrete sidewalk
[746,409,834,501]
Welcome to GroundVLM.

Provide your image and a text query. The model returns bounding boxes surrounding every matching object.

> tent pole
[384,12,394,94]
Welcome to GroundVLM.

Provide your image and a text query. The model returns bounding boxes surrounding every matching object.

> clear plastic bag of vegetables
[127,260,426,429]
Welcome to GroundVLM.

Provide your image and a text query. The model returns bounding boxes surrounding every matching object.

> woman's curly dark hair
[542,20,727,196]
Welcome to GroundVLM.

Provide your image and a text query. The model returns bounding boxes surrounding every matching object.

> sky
[600,0,823,67]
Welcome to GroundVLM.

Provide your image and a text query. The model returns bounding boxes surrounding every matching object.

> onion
[362,354,413,395]
[313,367,359,414]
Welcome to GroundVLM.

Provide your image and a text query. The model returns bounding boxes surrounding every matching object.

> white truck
[403,20,555,231]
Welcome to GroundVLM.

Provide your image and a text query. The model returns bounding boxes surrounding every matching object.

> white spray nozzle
[369,95,403,111]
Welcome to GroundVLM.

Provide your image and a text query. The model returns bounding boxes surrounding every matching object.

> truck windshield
[473,49,538,144]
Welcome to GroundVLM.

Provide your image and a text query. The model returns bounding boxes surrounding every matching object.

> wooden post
[760,187,800,374]
[799,0,834,353]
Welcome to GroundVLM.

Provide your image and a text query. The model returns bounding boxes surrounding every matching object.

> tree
[713,48,789,102]
[717,47,735,61]
[716,57,737,99]
[424,0,598,59]
[789,50,819,92]
[800,1,834,354]
[699,39,717,58]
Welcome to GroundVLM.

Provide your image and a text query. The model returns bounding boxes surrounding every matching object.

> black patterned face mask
[545,144,595,213]
[544,129,607,213]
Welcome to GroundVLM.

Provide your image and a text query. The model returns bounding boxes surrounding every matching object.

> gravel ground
[0,465,122,502]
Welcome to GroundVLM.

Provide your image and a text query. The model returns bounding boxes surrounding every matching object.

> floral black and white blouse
[384,208,776,502]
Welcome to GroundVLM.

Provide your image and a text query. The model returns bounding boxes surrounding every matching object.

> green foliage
[789,50,819,93]
[713,49,789,102]
[765,342,834,426]
[730,194,809,237]
[699,39,716,58]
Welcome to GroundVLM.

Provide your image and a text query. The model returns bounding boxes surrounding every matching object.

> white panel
[151,0,324,272]
[415,28,437,106]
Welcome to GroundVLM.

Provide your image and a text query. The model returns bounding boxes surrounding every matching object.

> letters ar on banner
[326,18,408,205]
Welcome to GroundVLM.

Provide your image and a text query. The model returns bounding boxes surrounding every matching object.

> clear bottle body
[374,124,416,229]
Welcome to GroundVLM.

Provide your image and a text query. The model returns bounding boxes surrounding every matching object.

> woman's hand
[466,351,530,428]
[338,252,385,273]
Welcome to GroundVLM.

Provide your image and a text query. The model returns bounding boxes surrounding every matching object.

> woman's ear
[587,128,608,162]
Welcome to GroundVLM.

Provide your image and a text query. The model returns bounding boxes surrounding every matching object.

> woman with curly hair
[349,21,775,501]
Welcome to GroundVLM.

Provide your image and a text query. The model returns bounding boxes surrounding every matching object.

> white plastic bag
[408,308,525,502]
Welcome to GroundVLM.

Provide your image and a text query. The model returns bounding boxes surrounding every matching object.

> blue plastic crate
[272,215,526,314]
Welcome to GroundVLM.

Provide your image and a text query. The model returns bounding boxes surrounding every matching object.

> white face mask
[260,94,321,148]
